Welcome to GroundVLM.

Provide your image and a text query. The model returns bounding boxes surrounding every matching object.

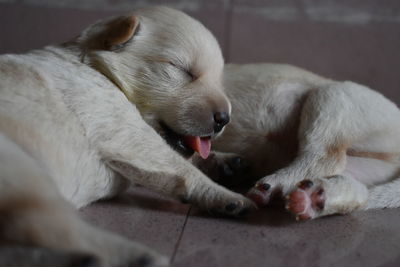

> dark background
[0,0,399,102]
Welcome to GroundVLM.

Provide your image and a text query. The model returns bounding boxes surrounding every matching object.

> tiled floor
[81,186,400,267]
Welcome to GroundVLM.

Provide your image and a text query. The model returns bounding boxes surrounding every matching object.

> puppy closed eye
[168,61,196,81]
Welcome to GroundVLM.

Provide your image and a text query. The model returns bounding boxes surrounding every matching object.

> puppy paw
[246,173,293,206]
[285,180,325,221]
[191,185,256,217]
[217,155,250,186]
[211,192,256,217]
[100,239,169,267]
[193,152,250,186]
[247,183,275,206]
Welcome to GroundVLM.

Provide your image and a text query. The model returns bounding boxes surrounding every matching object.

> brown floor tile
[172,206,400,267]
[0,1,229,57]
[0,3,120,54]
[80,186,190,257]
[228,0,400,103]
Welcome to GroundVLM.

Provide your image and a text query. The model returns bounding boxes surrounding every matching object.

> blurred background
[0,0,399,102]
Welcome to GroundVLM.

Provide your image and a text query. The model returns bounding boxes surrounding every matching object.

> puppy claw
[255,183,270,191]
[297,179,314,189]
[247,187,270,207]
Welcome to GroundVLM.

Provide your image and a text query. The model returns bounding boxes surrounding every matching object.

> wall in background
[0,0,399,102]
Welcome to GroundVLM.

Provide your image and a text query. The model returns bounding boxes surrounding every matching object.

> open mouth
[160,122,212,159]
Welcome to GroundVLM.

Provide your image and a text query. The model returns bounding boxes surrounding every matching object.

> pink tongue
[184,136,211,159]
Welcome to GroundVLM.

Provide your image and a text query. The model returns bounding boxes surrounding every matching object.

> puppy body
[0,49,121,207]
[213,63,400,220]
[0,7,254,266]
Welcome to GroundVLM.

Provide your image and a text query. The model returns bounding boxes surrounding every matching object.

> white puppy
[0,6,254,267]
[204,63,400,221]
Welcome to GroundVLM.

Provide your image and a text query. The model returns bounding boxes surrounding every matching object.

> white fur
[0,7,253,266]
[213,63,400,219]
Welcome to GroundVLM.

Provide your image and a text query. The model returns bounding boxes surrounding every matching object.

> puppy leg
[0,134,168,267]
[364,179,400,209]
[248,81,400,206]
[94,116,254,216]
[191,152,250,187]
[286,175,368,220]
[284,155,399,220]
[105,147,255,216]
[1,195,168,267]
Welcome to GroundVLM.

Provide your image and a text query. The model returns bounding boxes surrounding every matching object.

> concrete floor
[82,186,400,267]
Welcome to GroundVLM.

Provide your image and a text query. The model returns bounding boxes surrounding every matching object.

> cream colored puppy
[204,63,400,221]
[0,6,254,267]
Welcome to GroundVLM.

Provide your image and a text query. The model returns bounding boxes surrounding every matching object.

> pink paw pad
[286,180,325,221]
[247,183,271,207]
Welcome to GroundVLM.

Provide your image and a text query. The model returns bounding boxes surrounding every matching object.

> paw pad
[286,181,326,221]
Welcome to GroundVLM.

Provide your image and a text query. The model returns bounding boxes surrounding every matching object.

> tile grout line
[170,205,192,264]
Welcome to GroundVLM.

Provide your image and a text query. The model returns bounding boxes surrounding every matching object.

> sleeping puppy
[201,63,400,221]
[0,6,254,267]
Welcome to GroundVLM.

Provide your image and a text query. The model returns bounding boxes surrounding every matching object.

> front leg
[109,159,254,216]
[91,109,254,216]
[72,83,255,216]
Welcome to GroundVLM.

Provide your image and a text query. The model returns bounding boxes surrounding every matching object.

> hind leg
[248,82,400,207]
[286,175,368,220]
[364,178,400,209]
[285,156,399,220]
[0,134,168,267]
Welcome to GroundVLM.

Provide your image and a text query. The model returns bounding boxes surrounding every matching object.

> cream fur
[0,6,253,267]
[210,63,400,219]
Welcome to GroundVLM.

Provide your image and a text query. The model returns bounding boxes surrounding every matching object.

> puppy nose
[213,112,230,133]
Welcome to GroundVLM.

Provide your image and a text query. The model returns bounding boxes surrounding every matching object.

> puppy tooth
[295,216,300,221]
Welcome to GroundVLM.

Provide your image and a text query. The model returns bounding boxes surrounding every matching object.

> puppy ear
[79,15,140,51]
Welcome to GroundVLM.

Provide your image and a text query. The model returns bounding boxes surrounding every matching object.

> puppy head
[77,6,230,158]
